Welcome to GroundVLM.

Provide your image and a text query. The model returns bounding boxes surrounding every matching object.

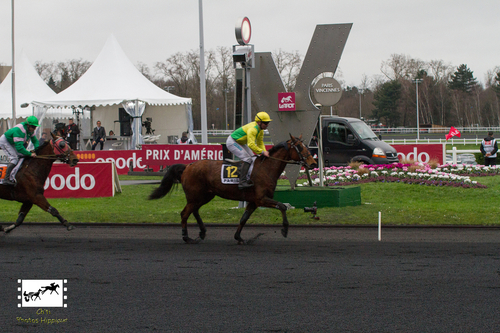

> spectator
[177,132,193,144]
[480,131,498,166]
[91,121,106,150]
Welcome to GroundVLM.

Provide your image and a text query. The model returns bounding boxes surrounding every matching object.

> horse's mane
[35,140,52,153]
[268,141,288,155]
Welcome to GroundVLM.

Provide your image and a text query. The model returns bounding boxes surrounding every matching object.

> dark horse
[149,134,317,244]
[0,133,79,233]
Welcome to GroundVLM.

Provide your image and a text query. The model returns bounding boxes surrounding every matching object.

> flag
[445,126,461,140]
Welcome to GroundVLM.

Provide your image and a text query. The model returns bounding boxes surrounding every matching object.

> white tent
[34,34,193,149]
[0,51,75,135]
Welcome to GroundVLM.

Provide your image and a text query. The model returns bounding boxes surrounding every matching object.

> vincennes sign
[312,77,342,106]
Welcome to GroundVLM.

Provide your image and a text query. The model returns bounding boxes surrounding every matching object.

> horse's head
[49,132,79,167]
[288,134,317,169]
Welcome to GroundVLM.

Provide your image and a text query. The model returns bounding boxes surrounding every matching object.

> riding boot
[2,163,16,186]
[238,161,254,189]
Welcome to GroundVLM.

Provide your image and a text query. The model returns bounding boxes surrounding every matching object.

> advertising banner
[142,144,224,166]
[278,92,296,111]
[44,162,115,198]
[392,144,445,164]
[74,150,157,175]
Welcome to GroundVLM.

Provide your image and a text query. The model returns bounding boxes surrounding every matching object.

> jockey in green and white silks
[0,116,40,185]
[226,111,271,189]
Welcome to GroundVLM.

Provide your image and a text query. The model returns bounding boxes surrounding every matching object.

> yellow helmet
[255,112,272,122]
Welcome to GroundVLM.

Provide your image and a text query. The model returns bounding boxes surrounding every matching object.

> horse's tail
[148,164,186,200]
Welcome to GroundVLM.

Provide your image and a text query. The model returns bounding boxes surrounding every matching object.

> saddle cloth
[220,156,256,185]
[0,158,24,185]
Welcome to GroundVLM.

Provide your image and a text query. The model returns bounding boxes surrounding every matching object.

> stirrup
[238,180,254,189]
[2,179,16,186]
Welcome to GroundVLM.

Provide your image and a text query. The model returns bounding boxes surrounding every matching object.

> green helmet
[26,116,39,127]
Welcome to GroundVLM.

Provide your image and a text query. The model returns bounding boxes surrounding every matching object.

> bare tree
[272,49,302,91]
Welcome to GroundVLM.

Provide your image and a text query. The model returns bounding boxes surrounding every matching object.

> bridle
[266,137,313,167]
[34,137,73,163]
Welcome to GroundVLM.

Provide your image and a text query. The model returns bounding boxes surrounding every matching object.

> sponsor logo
[397,147,430,163]
[44,168,95,191]
[278,92,296,111]
[18,279,67,308]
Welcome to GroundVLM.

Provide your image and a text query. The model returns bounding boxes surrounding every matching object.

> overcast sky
[1,0,499,88]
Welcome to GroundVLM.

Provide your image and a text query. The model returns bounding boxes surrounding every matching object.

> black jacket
[92,126,106,142]
[66,123,80,143]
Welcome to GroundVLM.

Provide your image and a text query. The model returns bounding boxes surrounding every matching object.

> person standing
[176,132,193,144]
[0,116,40,185]
[480,131,498,166]
[66,118,80,150]
[91,120,106,151]
[225,111,271,189]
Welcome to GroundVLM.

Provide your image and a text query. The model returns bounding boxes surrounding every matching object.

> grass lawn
[1,175,498,226]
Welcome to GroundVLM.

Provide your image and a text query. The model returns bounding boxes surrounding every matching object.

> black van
[310,116,399,167]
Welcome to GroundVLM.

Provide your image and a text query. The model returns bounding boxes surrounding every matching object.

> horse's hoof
[183,237,201,244]
[237,239,246,245]
[66,225,75,231]
[4,224,16,234]
[199,231,206,240]
[281,228,288,238]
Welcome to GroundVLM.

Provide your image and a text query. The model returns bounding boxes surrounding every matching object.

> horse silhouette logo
[42,282,60,295]
[18,279,67,307]
[280,95,293,103]
[23,289,43,302]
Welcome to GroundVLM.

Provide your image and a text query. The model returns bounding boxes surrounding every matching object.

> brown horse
[0,133,79,233]
[149,134,317,244]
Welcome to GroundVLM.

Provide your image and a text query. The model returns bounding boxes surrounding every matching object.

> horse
[149,134,317,244]
[0,133,79,233]
[41,283,60,295]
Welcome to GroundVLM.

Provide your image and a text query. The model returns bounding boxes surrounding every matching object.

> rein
[264,138,310,166]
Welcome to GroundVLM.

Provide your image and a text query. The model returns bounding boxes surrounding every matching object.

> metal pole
[414,79,422,141]
[358,89,363,119]
[224,89,228,130]
[11,0,16,124]
[198,0,208,144]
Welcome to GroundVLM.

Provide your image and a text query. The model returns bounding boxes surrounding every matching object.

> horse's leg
[258,197,289,238]
[192,193,215,240]
[180,203,201,244]
[192,209,207,240]
[4,202,32,233]
[33,195,74,231]
[234,202,257,244]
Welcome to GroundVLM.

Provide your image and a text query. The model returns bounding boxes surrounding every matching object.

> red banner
[75,150,157,175]
[392,144,445,164]
[44,162,115,198]
[142,144,224,166]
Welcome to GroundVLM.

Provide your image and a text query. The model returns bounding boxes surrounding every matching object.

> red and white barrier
[392,144,446,164]
[44,162,118,198]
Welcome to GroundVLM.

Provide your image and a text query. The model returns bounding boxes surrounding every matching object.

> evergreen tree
[494,71,500,97]
[448,64,477,93]
[372,80,402,127]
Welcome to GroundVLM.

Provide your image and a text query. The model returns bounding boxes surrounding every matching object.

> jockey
[226,111,271,189]
[0,115,40,185]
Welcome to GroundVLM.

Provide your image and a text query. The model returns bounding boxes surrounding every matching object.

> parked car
[457,154,477,165]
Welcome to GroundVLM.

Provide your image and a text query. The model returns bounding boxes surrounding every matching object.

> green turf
[1,175,498,226]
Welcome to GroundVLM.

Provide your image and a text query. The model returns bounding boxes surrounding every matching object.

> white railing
[386,138,482,145]
[372,126,500,134]
[446,148,480,164]
[192,129,269,136]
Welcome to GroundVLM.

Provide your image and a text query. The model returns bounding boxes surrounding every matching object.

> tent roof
[34,34,191,108]
[0,51,59,120]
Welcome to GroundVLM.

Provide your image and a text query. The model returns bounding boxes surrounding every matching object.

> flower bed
[288,163,500,188]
